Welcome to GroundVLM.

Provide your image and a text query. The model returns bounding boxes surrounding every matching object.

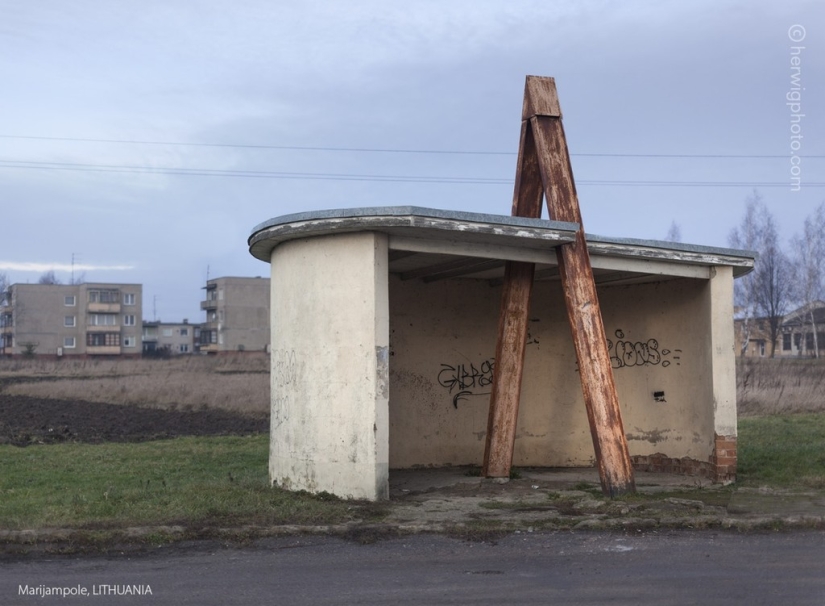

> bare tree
[790,202,825,357]
[729,192,764,356]
[664,221,682,243]
[753,213,792,358]
[38,270,61,285]
[0,272,9,303]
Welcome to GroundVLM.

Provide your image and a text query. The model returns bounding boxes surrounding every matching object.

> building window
[759,341,766,357]
[64,316,76,327]
[64,295,76,306]
[87,332,120,347]
[124,336,136,348]
[806,333,814,351]
[123,293,135,305]
[124,315,136,326]
[88,313,118,326]
[63,337,76,349]
[162,328,173,337]
[179,344,189,353]
[88,290,119,304]
[783,333,792,351]
[180,328,189,336]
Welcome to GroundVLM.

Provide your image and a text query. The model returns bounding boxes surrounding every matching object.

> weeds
[0,355,269,416]
[737,358,825,416]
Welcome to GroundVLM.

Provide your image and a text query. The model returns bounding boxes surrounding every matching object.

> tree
[790,202,825,357]
[729,192,793,358]
[664,221,682,243]
[37,271,61,285]
[0,272,9,304]
[729,192,765,356]
[753,215,792,358]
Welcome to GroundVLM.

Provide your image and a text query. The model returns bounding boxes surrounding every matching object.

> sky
[1,0,823,322]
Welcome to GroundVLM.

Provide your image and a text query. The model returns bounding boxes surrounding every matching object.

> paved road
[2,530,824,605]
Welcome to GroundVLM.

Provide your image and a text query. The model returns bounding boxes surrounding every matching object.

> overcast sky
[1,1,823,322]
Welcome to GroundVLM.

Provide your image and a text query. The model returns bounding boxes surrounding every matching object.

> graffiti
[272,349,297,429]
[438,359,495,408]
[606,329,682,369]
[273,349,297,387]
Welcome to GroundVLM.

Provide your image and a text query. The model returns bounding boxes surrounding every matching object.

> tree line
[729,191,825,359]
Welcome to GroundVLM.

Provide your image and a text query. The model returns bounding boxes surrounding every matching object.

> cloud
[0,262,134,272]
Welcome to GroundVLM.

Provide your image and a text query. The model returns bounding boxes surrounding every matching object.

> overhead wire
[1,134,822,187]
[1,134,823,159]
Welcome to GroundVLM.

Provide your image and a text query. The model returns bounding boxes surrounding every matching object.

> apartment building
[0,282,143,357]
[142,320,199,355]
[199,276,269,353]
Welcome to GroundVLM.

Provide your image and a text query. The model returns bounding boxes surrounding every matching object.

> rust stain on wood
[483,120,544,477]
[484,76,635,497]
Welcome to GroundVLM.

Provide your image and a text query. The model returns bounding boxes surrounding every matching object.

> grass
[0,434,374,531]
[737,413,825,489]
[0,355,269,416]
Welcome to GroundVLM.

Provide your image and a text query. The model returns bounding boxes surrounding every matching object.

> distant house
[0,282,142,357]
[734,301,825,357]
[142,319,198,355]
[781,301,825,357]
[199,277,269,354]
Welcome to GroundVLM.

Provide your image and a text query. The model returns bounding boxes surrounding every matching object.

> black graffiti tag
[606,329,680,369]
[438,359,495,408]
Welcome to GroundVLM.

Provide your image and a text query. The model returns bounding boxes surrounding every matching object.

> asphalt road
[3,530,825,605]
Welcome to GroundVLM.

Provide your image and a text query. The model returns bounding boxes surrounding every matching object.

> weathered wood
[484,75,635,496]
[483,121,544,477]
[529,106,636,498]
[522,75,562,119]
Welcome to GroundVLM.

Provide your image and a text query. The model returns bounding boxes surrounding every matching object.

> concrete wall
[388,273,730,469]
[269,232,390,500]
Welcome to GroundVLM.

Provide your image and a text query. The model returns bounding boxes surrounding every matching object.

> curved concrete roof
[249,207,756,279]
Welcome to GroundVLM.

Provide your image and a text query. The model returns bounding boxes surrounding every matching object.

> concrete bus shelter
[249,207,755,501]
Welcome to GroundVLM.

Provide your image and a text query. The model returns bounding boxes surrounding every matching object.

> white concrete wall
[269,232,389,500]
[707,266,737,438]
[388,273,729,468]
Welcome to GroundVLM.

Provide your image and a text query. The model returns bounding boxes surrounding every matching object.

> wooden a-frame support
[482,76,636,498]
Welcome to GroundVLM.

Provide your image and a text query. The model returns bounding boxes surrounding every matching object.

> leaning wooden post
[526,76,635,497]
[482,121,544,477]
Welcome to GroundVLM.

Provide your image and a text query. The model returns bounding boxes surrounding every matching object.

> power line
[1,159,822,187]
[0,134,822,159]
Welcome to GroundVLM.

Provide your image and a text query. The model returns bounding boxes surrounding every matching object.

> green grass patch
[0,435,373,530]
[738,413,825,489]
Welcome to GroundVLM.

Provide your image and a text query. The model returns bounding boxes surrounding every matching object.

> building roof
[249,206,756,286]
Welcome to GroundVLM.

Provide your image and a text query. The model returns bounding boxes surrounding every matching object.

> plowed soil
[0,395,268,447]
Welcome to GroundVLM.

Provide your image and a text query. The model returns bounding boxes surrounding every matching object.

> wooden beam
[527,77,635,497]
[482,119,544,478]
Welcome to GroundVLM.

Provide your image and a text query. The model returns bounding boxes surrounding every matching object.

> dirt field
[0,356,269,446]
[0,395,267,447]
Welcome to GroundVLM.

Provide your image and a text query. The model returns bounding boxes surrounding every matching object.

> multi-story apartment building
[0,282,142,357]
[142,319,199,355]
[199,277,269,354]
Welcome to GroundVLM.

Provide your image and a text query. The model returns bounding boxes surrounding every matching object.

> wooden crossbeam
[483,76,636,497]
